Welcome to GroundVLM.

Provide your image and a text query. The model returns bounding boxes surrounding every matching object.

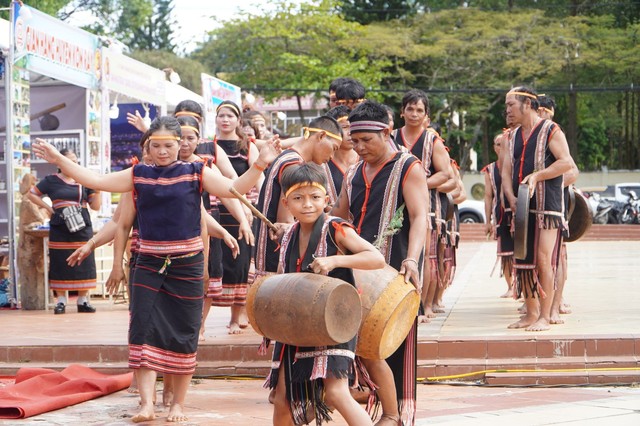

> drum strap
[287,213,326,273]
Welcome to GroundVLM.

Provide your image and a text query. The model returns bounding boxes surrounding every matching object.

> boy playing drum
[269,163,385,426]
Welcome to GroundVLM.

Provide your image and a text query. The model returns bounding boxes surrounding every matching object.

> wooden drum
[566,187,592,242]
[353,265,420,360]
[245,273,362,347]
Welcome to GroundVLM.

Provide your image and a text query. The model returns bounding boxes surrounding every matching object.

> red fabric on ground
[0,364,132,419]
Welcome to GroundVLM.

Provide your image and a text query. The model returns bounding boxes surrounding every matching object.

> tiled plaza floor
[1,239,638,424]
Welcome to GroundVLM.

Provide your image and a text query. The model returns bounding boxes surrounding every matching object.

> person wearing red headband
[332,100,428,426]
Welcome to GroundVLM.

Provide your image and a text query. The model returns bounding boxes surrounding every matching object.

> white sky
[64,0,285,54]
[171,0,278,54]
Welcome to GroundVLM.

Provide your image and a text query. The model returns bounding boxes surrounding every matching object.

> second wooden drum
[354,265,420,360]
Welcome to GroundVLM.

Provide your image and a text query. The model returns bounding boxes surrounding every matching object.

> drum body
[566,188,592,242]
[246,273,361,347]
[354,265,420,360]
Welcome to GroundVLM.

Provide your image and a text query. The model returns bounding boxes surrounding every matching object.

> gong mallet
[229,187,278,232]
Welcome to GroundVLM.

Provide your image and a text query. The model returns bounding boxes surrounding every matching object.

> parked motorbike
[591,193,613,224]
[620,190,640,224]
[590,193,620,224]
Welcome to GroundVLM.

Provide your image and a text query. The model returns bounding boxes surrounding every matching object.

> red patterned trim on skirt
[205,277,222,298]
[138,236,204,255]
[128,343,197,375]
[210,283,248,307]
[49,278,97,291]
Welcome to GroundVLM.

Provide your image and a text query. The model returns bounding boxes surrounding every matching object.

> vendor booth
[0,3,203,310]
[0,3,106,309]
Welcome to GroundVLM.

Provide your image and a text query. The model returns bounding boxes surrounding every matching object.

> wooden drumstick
[229,187,278,232]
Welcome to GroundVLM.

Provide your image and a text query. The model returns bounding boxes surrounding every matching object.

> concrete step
[485,370,640,386]
[5,355,636,386]
[418,355,640,385]
[460,223,640,242]
[417,335,640,360]
[2,336,638,385]
[4,336,636,366]
[0,361,272,378]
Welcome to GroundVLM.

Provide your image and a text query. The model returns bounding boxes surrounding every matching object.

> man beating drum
[332,100,429,426]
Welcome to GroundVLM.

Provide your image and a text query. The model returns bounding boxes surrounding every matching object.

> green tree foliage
[59,0,177,52]
[192,1,639,169]
[362,8,640,170]
[125,0,177,52]
[129,50,206,93]
[0,0,68,19]
[192,0,390,118]
[339,0,423,24]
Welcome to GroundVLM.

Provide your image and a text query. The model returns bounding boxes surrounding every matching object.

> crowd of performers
[33,76,577,425]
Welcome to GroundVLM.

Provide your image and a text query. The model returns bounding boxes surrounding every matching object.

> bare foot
[375,413,400,425]
[500,288,513,298]
[549,313,564,325]
[127,385,139,394]
[508,314,537,329]
[560,304,572,314]
[132,403,155,423]
[228,322,243,334]
[517,303,527,314]
[167,403,187,422]
[433,306,445,314]
[418,315,431,324]
[162,388,174,407]
[526,318,551,332]
[199,328,206,342]
[239,311,249,328]
[423,307,437,319]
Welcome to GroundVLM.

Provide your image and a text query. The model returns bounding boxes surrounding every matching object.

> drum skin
[514,183,530,260]
[566,187,592,242]
[353,265,420,360]
[245,273,362,347]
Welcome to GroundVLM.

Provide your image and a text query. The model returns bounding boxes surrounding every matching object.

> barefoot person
[176,112,253,339]
[536,96,579,323]
[392,89,451,323]
[253,116,343,282]
[129,100,242,328]
[68,134,239,405]
[33,116,278,423]
[483,132,515,297]
[332,100,428,425]
[501,87,573,332]
[269,163,384,426]
[208,101,263,334]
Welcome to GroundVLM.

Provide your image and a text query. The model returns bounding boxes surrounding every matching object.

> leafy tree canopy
[129,50,206,93]
[192,0,390,102]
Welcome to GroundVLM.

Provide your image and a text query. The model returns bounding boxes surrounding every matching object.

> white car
[458,199,486,224]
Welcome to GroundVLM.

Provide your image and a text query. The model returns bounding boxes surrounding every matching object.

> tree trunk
[567,89,578,161]
[295,91,306,128]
